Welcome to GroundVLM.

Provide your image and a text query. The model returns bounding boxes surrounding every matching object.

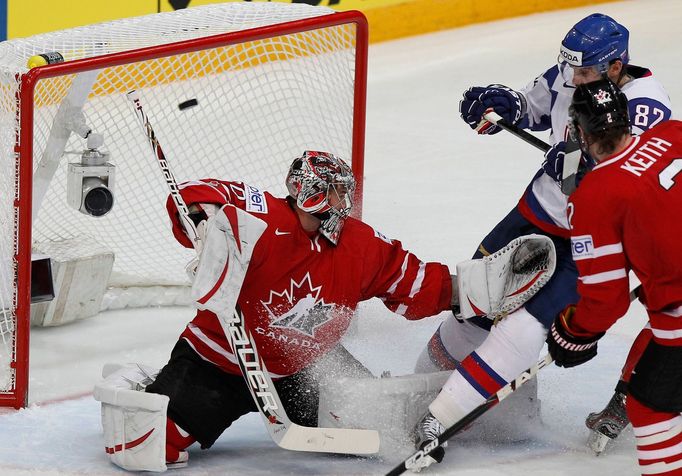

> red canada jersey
[167,179,453,377]
[567,120,682,345]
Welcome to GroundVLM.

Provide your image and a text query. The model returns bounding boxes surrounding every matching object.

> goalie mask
[286,151,356,245]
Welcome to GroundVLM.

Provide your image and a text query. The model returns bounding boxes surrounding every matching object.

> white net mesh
[0,2,363,402]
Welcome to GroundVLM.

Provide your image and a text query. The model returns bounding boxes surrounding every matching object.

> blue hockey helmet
[559,14,629,72]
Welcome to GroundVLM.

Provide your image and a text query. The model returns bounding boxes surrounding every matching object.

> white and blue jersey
[516,64,672,237]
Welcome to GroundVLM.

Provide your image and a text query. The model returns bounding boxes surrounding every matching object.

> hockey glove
[542,141,567,182]
[547,306,605,368]
[459,84,525,135]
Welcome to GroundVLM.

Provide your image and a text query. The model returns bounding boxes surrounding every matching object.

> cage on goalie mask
[286,151,355,245]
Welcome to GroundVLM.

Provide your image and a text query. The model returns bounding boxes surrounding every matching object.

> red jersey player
[93,151,454,471]
[93,151,554,472]
[547,79,682,476]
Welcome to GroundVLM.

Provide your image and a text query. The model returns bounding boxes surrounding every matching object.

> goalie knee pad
[93,363,171,472]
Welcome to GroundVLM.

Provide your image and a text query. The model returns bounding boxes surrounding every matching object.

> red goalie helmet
[286,151,356,245]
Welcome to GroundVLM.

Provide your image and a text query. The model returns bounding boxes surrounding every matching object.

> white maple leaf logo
[261,273,332,337]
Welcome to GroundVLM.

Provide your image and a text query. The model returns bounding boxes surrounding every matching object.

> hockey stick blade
[226,305,380,455]
[386,354,553,476]
[280,424,380,454]
[483,110,551,153]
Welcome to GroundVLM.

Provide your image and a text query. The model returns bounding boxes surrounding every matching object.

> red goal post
[0,3,368,409]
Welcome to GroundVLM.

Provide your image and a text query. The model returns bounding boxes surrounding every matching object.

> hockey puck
[178,98,198,111]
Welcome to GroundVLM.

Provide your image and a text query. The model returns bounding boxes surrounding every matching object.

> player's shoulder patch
[570,234,594,261]
[243,183,268,214]
[372,228,393,245]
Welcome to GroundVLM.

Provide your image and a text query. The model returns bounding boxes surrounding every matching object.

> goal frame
[3,10,368,409]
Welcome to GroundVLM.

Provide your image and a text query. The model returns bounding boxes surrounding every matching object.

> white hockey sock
[430,308,546,428]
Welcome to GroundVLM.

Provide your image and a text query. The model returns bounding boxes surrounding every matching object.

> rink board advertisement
[3,0,617,42]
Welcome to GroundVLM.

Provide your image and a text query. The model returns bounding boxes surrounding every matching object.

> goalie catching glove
[547,306,605,368]
[455,234,556,321]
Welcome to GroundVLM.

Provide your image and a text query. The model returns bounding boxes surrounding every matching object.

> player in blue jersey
[411,13,673,469]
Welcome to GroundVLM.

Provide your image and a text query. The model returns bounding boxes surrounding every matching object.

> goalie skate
[585,391,629,455]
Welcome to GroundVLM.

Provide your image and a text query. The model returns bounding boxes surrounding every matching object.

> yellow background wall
[7,0,618,42]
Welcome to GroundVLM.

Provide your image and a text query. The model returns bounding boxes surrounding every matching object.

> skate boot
[410,411,446,472]
[585,391,629,455]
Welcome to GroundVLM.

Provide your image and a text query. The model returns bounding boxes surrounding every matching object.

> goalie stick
[387,285,644,475]
[127,90,199,247]
[126,90,380,455]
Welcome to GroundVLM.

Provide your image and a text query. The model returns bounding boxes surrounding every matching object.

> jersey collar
[593,135,640,170]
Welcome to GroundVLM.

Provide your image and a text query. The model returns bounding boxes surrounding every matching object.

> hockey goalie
[93,150,555,471]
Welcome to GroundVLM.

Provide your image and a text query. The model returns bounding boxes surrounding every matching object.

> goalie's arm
[165,179,235,249]
[357,227,453,319]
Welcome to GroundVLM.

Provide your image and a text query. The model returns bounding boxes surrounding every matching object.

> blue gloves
[459,84,525,135]
[543,140,597,194]
[542,141,566,182]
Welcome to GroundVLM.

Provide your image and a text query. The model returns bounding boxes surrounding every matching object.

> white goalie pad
[457,234,556,321]
[191,204,267,316]
[318,371,542,458]
[93,364,168,472]
[318,371,450,458]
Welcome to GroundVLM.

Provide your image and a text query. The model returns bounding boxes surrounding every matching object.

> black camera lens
[84,186,114,216]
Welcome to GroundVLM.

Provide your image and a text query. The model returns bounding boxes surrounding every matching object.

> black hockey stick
[482,110,550,153]
[483,110,586,194]
[126,90,379,455]
[386,353,553,476]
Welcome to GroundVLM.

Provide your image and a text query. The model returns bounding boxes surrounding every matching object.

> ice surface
[1,1,677,474]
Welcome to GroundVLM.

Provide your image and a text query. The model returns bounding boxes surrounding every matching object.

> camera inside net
[66,133,115,217]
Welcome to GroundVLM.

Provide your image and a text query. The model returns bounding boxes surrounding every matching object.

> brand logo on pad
[571,235,594,260]
[261,273,332,337]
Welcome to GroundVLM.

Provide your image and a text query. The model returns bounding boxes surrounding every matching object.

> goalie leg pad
[93,364,169,472]
[317,371,451,457]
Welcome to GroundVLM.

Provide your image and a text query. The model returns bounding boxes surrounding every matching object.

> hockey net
[0,2,367,408]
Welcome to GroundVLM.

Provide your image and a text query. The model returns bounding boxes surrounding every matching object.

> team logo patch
[245,184,268,214]
[373,229,392,244]
[261,273,332,337]
[571,234,594,260]
[594,89,612,105]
